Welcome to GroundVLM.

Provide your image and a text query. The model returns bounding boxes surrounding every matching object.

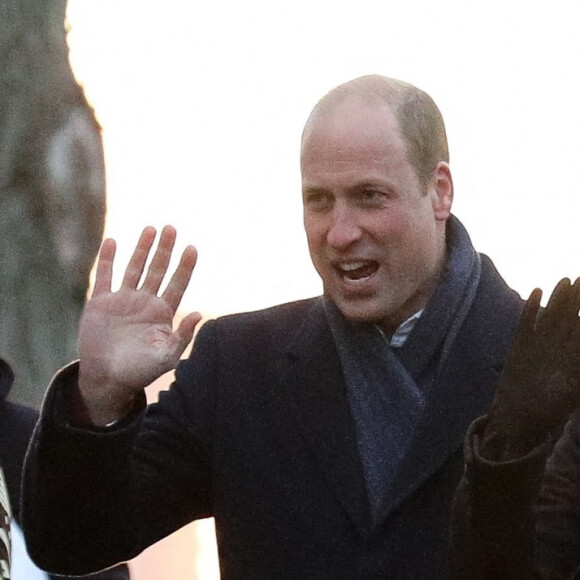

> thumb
[173,312,202,356]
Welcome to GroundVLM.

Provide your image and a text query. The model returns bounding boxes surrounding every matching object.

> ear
[430,161,453,221]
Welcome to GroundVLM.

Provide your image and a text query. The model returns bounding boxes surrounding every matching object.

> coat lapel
[377,344,502,522]
[278,299,371,535]
[376,261,524,523]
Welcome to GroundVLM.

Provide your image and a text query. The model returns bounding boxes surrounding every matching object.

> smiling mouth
[335,261,379,283]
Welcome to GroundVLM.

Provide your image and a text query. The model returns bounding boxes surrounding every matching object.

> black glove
[482,277,580,461]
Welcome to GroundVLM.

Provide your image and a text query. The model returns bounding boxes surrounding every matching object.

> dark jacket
[0,360,130,580]
[0,360,38,524]
[22,254,523,580]
[451,412,580,580]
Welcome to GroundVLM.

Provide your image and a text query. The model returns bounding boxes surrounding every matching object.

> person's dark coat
[0,360,38,524]
[0,360,131,580]
[451,412,580,580]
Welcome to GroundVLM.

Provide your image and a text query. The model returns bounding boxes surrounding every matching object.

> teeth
[339,262,367,271]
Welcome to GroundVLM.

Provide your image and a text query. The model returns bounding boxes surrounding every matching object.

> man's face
[301,97,451,332]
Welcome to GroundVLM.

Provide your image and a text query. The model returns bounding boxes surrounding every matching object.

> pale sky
[66,0,580,319]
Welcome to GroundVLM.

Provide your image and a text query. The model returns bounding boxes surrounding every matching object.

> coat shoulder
[201,296,326,350]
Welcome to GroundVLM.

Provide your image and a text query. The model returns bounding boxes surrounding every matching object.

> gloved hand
[482,277,580,461]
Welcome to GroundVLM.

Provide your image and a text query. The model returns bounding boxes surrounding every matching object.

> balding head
[300,74,453,330]
[302,75,449,189]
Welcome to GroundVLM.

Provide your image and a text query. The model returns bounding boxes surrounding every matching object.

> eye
[362,190,379,200]
[303,191,333,211]
[358,189,388,206]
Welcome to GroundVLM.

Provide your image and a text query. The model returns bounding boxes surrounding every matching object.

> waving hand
[483,277,580,459]
[78,226,202,425]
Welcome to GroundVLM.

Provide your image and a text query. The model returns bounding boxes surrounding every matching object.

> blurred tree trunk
[0,0,105,407]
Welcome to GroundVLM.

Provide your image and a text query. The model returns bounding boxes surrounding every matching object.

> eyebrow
[349,180,392,191]
[302,179,392,193]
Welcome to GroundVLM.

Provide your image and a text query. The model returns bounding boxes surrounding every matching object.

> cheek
[303,215,326,248]
[369,210,408,245]
[374,209,433,261]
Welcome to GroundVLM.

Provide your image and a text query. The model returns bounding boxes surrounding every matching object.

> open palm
[78,226,201,424]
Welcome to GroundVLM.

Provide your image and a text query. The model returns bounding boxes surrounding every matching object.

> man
[22,75,523,579]
[450,277,580,580]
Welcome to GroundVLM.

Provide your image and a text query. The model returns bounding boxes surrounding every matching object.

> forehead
[302,97,406,158]
[301,96,413,183]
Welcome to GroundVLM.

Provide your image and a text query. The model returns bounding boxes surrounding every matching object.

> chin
[333,297,389,326]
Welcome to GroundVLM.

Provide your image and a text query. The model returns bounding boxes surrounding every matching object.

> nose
[326,204,362,250]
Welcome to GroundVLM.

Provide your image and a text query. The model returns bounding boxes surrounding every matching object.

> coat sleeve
[449,415,551,580]
[21,321,220,576]
[536,410,580,580]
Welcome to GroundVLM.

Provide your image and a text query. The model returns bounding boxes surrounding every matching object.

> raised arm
[78,225,202,425]
[483,277,580,460]
[450,278,580,580]
[22,226,212,575]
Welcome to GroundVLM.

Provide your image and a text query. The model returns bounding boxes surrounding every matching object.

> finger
[540,278,571,328]
[572,277,580,317]
[162,245,198,313]
[92,238,116,296]
[516,287,543,336]
[571,277,580,338]
[141,225,177,294]
[121,227,157,289]
[557,277,580,323]
[544,277,571,311]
